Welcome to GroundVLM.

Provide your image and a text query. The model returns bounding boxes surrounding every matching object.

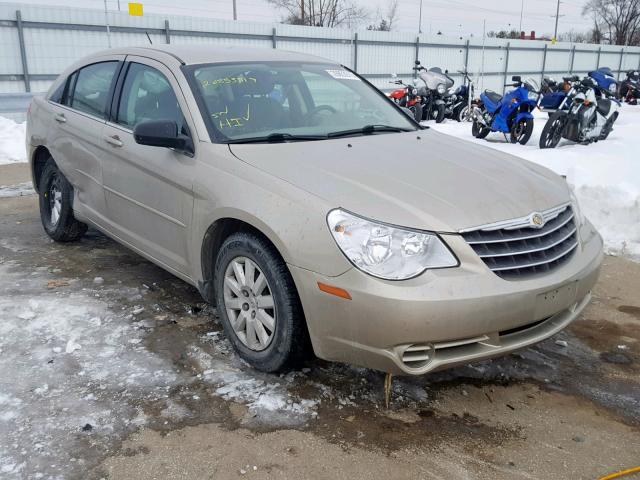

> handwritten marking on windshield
[211,104,251,128]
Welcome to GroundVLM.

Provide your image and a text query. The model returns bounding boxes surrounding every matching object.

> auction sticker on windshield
[326,69,359,80]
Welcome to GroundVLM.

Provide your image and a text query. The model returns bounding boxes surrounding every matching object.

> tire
[539,111,566,149]
[214,231,309,373]
[599,112,618,140]
[510,118,534,145]
[457,105,471,122]
[472,120,490,139]
[433,103,446,123]
[38,158,87,242]
[413,103,423,123]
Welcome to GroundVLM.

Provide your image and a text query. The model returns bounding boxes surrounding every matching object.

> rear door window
[68,61,119,119]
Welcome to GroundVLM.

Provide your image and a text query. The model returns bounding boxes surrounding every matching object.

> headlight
[327,209,458,280]
[568,187,586,226]
[609,83,617,93]
[436,83,446,95]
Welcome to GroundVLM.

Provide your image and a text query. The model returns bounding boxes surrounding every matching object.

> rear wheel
[214,231,308,373]
[472,120,490,139]
[38,158,87,242]
[599,112,618,140]
[539,111,566,149]
[510,118,534,145]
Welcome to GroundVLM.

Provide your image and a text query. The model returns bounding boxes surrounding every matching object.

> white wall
[1,2,639,96]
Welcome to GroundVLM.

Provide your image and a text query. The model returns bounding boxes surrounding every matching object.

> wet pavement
[0,178,639,479]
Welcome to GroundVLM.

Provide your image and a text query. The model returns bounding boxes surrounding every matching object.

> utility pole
[418,0,423,34]
[519,0,524,33]
[103,0,111,48]
[553,0,561,41]
[233,0,237,20]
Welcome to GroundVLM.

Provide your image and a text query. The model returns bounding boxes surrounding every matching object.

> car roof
[101,45,336,66]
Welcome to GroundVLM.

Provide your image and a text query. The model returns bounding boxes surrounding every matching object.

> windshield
[185,62,417,143]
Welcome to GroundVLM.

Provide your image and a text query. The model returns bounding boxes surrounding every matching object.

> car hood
[228,129,570,232]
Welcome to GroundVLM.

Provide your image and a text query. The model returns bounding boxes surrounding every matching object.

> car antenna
[145,31,153,44]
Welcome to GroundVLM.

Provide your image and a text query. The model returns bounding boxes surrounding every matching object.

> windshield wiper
[327,124,415,138]
[224,132,327,144]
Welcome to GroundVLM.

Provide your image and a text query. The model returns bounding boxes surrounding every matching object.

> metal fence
[1,2,640,101]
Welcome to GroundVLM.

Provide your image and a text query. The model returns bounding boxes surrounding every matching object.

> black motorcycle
[619,70,640,105]
[445,69,475,122]
[413,60,453,123]
[539,76,620,149]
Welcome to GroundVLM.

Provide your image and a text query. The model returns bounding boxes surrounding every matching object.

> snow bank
[428,105,640,259]
[0,116,26,165]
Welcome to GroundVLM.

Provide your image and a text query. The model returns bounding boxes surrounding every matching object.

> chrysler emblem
[530,212,545,228]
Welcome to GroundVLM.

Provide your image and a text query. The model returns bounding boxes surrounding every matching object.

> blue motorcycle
[588,67,619,98]
[539,75,579,113]
[472,76,540,145]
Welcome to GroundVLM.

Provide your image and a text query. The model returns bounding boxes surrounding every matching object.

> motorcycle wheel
[430,104,446,123]
[510,118,534,145]
[413,104,424,123]
[472,120,490,139]
[539,111,566,149]
[599,112,618,140]
[455,105,471,122]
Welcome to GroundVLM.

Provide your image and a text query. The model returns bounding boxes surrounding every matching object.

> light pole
[519,0,524,34]
[418,0,423,34]
[553,0,561,41]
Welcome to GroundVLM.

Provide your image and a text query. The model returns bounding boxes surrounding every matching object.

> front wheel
[214,232,309,373]
[539,111,566,149]
[38,158,87,242]
[510,118,534,145]
[472,120,490,139]
[457,105,472,122]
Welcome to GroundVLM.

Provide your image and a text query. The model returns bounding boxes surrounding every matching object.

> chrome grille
[460,204,578,279]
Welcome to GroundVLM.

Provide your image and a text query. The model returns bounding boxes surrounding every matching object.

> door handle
[104,134,123,148]
[54,113,66,123]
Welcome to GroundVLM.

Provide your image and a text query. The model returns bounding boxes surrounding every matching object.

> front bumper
[289,222,603,375]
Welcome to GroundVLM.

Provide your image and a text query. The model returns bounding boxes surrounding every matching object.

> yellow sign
[128,2,143,16]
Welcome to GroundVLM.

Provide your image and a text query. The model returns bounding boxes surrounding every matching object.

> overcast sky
[4,0,592,38]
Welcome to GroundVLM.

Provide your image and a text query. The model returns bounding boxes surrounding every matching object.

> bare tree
[367,0,398,31]
[582,0,640,45]
[558,29,591,43]
[267,0,369,28]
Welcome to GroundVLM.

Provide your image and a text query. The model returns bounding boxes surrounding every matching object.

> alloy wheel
[47,175,62,227]
[223,256,276,351]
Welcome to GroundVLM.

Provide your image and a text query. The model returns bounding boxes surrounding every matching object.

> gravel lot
[1,164,639,480]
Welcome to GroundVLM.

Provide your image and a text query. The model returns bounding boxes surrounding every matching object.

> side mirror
[415,60,421,65]
[445,69,449,74]
[511,75,522,82]
[133,120,192,154]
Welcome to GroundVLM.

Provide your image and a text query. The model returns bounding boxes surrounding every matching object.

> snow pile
[0,116,26,165]
[429,104,640,259]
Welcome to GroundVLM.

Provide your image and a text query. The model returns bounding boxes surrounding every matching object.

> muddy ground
[0,164,639,480]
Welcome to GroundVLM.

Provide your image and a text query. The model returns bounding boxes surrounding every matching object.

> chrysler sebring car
[26,46,603,375]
